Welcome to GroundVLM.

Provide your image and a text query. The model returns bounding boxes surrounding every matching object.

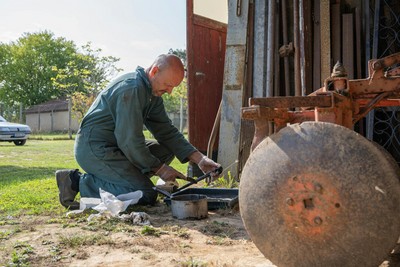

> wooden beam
[342,13,354,79]
[313,0,321,90]
[320,0,331,83]
[331,3,341,63]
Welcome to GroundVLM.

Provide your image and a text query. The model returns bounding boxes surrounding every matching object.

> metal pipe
[281,0,291,96]
[274,1,280,97]
[266,0,276,97]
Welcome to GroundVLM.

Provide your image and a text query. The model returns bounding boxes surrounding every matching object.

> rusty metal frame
[242,52,400,150]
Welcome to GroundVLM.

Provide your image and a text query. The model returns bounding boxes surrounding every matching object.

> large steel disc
[240,122,400,267]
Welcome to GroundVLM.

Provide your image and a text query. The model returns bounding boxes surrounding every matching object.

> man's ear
[149,66,159,78]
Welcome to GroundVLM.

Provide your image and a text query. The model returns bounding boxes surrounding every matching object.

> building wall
[194,0,227,23]
[26,111,80,132]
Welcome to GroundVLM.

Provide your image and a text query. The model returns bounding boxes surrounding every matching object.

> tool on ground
[153,166,223,198]
[174,166,223,192]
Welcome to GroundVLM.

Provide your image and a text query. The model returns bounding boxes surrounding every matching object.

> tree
[51,42,122,123]
[0,31,78,107]
[0,31,121,116]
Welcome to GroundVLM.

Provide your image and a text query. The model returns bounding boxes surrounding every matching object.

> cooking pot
[153,167,223,220]
[170,194,208,219]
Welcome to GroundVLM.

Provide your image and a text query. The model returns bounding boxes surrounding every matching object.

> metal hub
[279,173,341,236]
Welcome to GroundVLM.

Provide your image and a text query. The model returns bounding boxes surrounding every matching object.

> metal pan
[153,167,223,219]
[170,194,208,219]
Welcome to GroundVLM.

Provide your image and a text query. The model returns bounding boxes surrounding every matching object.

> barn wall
[26,111,79,132]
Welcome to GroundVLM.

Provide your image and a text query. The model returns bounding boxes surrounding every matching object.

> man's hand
[198,156,221,178]
[155,164,186,182]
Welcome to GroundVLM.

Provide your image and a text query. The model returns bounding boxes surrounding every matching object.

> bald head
[153,54,184,78]
[146,54,185,97]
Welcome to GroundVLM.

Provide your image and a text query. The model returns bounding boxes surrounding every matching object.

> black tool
[174,166,223,192]
[153,166,223,197]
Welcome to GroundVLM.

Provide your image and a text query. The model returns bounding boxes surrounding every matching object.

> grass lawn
[0,138,188,219]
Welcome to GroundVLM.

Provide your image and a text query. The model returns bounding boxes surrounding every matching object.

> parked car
[0,115,31,146]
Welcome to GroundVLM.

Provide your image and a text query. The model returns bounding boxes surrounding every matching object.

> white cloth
[67,188,143,218]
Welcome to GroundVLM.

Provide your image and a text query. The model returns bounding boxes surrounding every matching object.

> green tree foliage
[162,79,187,113]
[0,31,77,106]
[51,42,122,122]
[52,42,121,96]
[0,31,121,113]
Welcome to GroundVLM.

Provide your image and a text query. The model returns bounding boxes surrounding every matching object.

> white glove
[198,156,221,178]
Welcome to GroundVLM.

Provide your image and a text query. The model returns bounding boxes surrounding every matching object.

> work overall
[74,67,196,204]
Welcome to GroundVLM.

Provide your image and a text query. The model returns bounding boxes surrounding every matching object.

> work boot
[55,169,80,210]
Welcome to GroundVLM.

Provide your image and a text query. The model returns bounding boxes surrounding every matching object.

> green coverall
[74,67,197,204]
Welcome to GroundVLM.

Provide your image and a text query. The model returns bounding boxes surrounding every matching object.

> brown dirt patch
[0,203,399,267]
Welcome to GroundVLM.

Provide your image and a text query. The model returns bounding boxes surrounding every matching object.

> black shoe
[55,169,80,210]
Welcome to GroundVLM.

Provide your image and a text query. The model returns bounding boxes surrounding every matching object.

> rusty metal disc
[239,122,400,267]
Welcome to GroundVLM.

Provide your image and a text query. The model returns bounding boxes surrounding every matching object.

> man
[56,54,221,209]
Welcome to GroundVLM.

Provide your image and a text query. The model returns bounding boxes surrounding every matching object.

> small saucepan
[153,167,223,219]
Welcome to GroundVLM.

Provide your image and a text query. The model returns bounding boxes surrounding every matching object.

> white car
[0,115,31,146]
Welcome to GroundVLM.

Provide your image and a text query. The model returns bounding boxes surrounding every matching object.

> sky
[0,0,186,75]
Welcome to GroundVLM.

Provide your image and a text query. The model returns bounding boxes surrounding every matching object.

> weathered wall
[26,111,79,132]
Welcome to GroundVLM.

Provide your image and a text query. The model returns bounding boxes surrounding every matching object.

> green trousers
[74,128,174,204]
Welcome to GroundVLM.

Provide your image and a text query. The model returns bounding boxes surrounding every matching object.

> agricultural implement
[239,52,400,266]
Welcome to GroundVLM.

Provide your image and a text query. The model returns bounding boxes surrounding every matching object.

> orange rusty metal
[279,172,341,236]
[242,52,400,150]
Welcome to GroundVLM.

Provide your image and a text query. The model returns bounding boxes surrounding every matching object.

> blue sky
[0,0,186,74]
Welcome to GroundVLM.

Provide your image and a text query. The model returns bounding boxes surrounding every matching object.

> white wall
[26,111,79,132]
[194,0,228,23]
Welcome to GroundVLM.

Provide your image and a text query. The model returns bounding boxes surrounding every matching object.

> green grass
[0,136,188,218]
[29,133,76,140]
[29,130,161,141]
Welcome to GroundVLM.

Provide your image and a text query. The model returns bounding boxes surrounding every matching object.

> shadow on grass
[0,165,72,186]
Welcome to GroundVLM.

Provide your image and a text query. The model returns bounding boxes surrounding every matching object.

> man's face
[149,67,183,97]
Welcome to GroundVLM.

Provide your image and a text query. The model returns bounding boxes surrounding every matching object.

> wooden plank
[239,1,255,177]
[355,7,362,78]
[218,0,249,180]
[294,0,301,96]
[342,13,354,79]
[303,0,313,95]
[249,95,332,108]
[313,0,321,91]
[320,0,331,83]
[331,3,341,63]
[193,14,227,31]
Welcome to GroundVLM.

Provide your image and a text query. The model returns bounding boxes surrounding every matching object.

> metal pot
[170,194,208,219]
[153,167,223,220]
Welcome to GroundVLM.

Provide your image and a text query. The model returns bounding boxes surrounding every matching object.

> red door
[186,0,227,164]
